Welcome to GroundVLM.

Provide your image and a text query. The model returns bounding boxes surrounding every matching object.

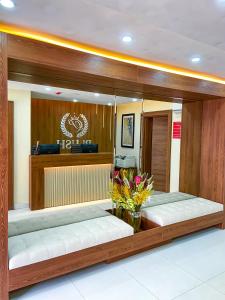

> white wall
[116,100,182,192]
[8,88,31,209]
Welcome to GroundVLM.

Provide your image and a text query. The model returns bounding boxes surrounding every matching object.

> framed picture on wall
[121,113,135,148]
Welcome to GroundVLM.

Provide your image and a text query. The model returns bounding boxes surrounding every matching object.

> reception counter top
[30,153,113,210]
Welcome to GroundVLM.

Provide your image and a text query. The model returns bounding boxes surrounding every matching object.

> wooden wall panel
[31,99,114,153]
[179,102,203,196]
[0,32,8,300]
[200,99,225,204]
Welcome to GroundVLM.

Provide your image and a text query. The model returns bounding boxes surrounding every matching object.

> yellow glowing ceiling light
[1,22,225,85]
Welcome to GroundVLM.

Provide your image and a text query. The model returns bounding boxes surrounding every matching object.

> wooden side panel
[8,102,14,210]
[0,32,9,300]
[151,116,169,192]
[179,102,203,195]
[200,99,225,204]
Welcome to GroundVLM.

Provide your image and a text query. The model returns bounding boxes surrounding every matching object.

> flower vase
[112,202,117,215]
[116,204,125,220]
[128,210,142,233]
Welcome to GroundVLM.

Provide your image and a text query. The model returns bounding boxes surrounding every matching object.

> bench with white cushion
[8,207,133,270]
[142,196,223,226]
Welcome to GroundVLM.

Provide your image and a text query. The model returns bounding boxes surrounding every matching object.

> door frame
[8,101,14,210]
[141,110,172,192]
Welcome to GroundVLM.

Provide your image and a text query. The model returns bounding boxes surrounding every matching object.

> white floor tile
[120,252,200,300]
[85,279,157,300]
[172,242,225,281]
[10,276,83,300]
[174,284,225,300]
[70,264,132,298]
[207,272,225,294]
[157,228,225,264]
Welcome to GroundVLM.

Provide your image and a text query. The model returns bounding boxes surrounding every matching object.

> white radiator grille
[44,164,112,208]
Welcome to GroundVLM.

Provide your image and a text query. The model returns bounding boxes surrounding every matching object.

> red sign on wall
[173,122,182,139]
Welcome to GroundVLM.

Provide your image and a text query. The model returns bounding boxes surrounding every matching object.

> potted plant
[110,169,154,233]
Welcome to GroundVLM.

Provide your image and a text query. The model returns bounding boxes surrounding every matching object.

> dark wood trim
[8,101,14,210]
[30,153,113,210]
[142,110,172,118]
[9,211,224,292]
[0,32,9,300]
[7,34,225,101]
[141,110,172,192]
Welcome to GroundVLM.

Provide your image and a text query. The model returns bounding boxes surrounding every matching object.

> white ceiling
[8,81,142,105]
[1,0,225,78]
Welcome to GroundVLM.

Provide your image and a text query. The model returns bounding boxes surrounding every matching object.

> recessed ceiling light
[0,0,15,8]
[94,93,100,97]
[170,97,183,101]
[45,87,51,91]
[132,98,138,102]
[122,36,132,43]
[191,57,201,63]
[73,99,78,102]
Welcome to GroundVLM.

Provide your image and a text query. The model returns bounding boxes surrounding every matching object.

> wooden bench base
[9,211,224,292]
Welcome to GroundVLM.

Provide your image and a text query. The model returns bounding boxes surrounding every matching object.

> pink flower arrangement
[134,176,142,185]
[110,169,154,212]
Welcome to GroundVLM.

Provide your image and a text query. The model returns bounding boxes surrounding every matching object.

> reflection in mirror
[142,99,182,193]
[115,96,143,174]
[114,96,182,193]
[8,80,116,211]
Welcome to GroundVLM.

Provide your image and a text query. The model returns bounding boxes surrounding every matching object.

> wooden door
[151,116,169,191]
[142,111,172,192]
[8,101,14,210]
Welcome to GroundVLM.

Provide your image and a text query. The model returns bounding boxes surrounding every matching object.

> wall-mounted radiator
[44,164,112,208]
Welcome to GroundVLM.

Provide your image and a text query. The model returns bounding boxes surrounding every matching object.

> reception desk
[29,153,113,210]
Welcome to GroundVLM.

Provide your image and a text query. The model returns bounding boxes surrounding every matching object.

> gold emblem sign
[60,113,88,138]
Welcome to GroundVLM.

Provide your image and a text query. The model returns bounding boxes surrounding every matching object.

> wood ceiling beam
[7,34,225,101]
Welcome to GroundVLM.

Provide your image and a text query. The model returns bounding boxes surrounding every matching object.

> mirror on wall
[114,96,183,194]
[8,80,116,211]
[142,99,182,193]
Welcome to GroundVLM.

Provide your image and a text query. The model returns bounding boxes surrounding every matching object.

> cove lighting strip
[1,23,225,85]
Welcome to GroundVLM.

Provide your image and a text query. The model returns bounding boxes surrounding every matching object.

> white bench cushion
[142,198,223,226]
[8,215,133,270]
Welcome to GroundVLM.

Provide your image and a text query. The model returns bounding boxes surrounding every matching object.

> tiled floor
[11,227,225,300]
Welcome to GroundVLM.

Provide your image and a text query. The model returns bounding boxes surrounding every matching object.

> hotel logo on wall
[60,113,88,138]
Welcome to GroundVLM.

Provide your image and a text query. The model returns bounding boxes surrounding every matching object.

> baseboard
[13,202,29,210]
